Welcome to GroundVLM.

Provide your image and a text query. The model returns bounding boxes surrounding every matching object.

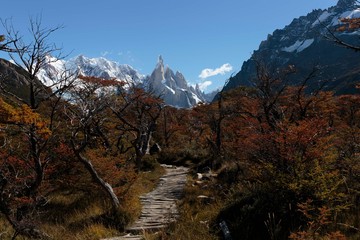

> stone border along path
[102,164,188,240]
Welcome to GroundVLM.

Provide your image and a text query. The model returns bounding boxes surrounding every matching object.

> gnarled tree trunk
[73,149,120,210]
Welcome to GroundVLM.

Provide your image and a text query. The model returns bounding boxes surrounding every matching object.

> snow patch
[330,9,360,26]
[280,36,289,41]
[330,16,342,26]
[312,11,333,27]
[165,85,175,94]
[297,39,314,52]
[282,40,303,52]
[340,9,360,19]
[281,39,314,53]
[191,92,202,104]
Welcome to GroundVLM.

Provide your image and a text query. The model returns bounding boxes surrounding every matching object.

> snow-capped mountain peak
[72,55,143,83]
[37,55,212,108]
[144,56,207,108]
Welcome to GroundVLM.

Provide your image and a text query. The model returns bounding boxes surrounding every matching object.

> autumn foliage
[337,18,360,32]
[0,58,359,239]
[0,72,164,238]
[182,70,360,239]
[1,17,360,238]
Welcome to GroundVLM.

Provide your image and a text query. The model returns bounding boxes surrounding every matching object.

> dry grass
[143,177,223,240]
[0,161,165,240]
[167,185,221,239]
[38,222,120,240]
[120,162,166,224]
[0,218,14,239]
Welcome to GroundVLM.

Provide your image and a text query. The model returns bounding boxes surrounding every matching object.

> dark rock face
[0,59,48,103]
[223,2,360,95]
[337,0,357,8]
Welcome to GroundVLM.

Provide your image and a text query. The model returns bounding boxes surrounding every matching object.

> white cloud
[117,51,135,63]
[199,63,233,79]
[101,51,112,57]
[198,80,212,91]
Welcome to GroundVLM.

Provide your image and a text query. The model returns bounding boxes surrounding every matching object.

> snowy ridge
[38,55,210,108]
[37,56,68,87]
[223,0,360,95]
[257,0,360,57]
[38,55,143,87]
[72,55,143,84]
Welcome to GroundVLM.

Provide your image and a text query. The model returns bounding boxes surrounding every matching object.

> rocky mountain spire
[145,56,207,108]
[158,55,164,66]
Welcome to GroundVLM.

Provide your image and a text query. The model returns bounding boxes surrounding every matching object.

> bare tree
[0,34,18,52]
[1,16,70,109]
[0,17,75,239]
[0,16,75,196]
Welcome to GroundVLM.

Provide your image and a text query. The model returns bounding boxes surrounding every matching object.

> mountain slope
[0,58,50,104]
[38,55,143,87]
[39,55,208,108]
[223,0,360,95]
[73,55,143,84]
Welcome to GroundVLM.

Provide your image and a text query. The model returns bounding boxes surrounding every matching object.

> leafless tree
[0,17,76,239]
[1,16,73,109]
[0,34,18,52]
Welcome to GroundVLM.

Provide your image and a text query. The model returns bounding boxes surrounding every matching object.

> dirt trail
[103,164,188,240]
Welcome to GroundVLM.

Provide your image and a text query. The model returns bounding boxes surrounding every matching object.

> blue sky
[1,0,337,92]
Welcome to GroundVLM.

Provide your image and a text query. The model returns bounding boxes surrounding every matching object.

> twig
[337,222,360,232]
